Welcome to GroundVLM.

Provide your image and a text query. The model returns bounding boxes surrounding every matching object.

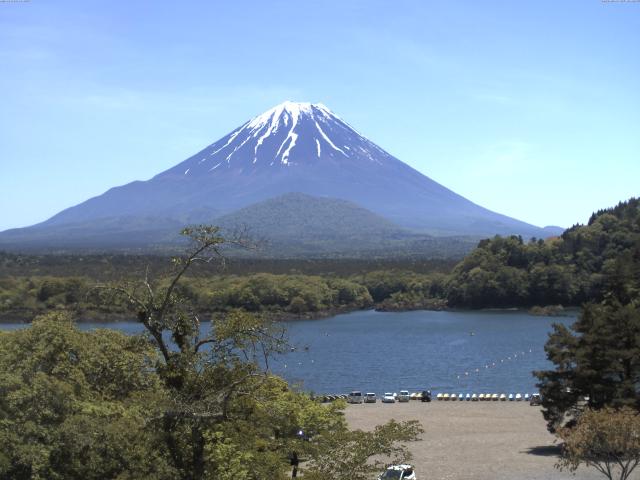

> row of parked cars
[347,390,432,404]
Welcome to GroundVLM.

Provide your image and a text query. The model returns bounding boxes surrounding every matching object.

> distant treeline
[0,253,456,279]
[1,198,638,321]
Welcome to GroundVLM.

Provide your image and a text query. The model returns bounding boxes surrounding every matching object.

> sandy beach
[345,401,604,480]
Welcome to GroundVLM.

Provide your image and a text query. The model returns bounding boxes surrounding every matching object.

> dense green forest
[1,198,638,321]
[0,270,446,322]
[0,254,455,321]
[0,252,456,279]
[447,198,640,308]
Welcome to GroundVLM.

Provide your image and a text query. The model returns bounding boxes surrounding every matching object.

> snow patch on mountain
[314,120,347,157]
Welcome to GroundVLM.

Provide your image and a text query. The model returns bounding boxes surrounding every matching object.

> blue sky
[1,0,638,231]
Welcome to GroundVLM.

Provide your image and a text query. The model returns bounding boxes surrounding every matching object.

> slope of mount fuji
[0,101,561,253]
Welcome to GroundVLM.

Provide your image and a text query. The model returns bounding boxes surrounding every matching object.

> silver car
[347,391,364,404]
[397,390,410,402]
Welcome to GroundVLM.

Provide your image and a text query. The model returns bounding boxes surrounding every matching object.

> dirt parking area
[345,401,603,480]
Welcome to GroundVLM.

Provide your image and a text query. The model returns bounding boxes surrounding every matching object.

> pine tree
[535,299,640,432]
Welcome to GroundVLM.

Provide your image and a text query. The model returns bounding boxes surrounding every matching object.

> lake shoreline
[0,302,578,324]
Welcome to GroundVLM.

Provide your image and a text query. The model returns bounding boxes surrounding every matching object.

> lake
[0,309,576,395]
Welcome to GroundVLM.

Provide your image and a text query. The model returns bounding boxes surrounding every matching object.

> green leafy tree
[302,420,423,480]
[92,226,295,479]
[557,407,640,480]
[0,312,175,480]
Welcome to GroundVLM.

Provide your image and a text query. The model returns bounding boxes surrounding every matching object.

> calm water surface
[1,309,575,395]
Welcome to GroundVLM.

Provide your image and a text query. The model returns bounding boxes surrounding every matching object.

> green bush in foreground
[0,313,175,480]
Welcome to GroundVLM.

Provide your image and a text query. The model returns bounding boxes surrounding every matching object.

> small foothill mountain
[0,101,561,255]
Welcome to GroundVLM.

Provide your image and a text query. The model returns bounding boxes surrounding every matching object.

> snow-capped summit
[2,101,561,249]
[158,101,387,177]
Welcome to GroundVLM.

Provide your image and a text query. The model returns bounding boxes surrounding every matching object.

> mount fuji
[0,101,561,253]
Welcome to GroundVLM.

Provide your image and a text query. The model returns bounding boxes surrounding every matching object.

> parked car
[347,391,363,404]
[421,390,431,402]
[382,392,396,403]
[378,464,416,479]
[398,390,410,402]
[364,392,377,403]
[530,393,542,406]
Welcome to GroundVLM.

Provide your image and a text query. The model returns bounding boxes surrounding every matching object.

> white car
[382,392,396,403]
[364,392,377,403]
[378,464,416,479]
[398,390,410,402]
[347,391,363,404]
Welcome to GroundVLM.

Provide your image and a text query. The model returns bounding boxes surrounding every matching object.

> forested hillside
[446,198,640,308]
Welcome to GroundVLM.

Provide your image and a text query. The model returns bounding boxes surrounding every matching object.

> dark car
[378,464,416,479]
[421,390,432,402]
